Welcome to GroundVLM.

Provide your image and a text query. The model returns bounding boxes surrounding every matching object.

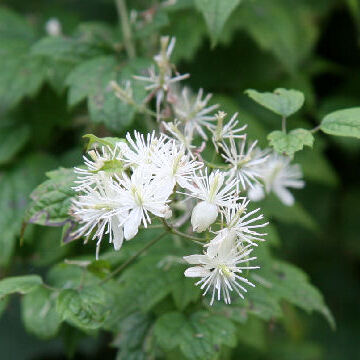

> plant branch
[282,116,287,133]
[101,231,168,283]
[115,0,136,59]
[311,124,321,133]
[162,219,206,242]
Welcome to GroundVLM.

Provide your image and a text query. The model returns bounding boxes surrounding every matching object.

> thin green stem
[115,0,136,59]
[204,160,231,170]
[162,219,206,242]
[310,124,321,133]
[282,116,287,133]
[101,231,168,283]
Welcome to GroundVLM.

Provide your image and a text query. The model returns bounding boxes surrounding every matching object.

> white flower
[172,87,218,140]
[134,37,189,119]
[71,176,127,259]
[248,152,305,206]
[184,232,258,305]
[118,130,169,170]
[152,141,203,191]
[185,169,239,232]
[211,111,247,150]
[215,200,268,247]
[221,136,269,191]
[45,18,62,36]
[117,168,172,240]
[73,145,123,191]
[162,120,196,155]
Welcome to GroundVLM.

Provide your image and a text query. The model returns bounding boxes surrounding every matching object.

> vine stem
[282,116,287,133]
[311,124,321,133]
[100,231,168,283]
[115,0,136,59]
[161,219,206,242]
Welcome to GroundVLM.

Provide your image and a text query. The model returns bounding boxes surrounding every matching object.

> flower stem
[115,0,136,59]
[162,219,206,242]
[282,116,287,133]
[101,231,168,283]
[311,124,321,133]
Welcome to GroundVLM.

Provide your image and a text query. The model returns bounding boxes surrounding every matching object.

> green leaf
[195,0,241,46]
[0,121,30,165]
[21,287,62,339]
[320,107,360,138]
[0,154,54,265]
[65,56,148,132]
[31,36,101,64]
[56,286,109,330]
[0,297,9,318]
[234,0,319,72]
[0,275,43,300]
[27,167,77,226]
[246,88,305,117]
[154,311,237,360]
[268,129,314,156]
[254,260,335,329]
[83,134,125,151]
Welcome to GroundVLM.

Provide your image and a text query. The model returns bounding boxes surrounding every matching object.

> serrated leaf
[27,167,77,226]
[65,56,148,132]
[0,121,30,165]
[31,36,102,64]
[154,311,237,360]
[21,287,62,339]
[253,260,335,329]
[56,286,109,330]
[0,154,54,265]
[195,0,241,46]
[0,275,43,299]
[246,88,304,117]
[320,107,360,138]
[268,129,314,156]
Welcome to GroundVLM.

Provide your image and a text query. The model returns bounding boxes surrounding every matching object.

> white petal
[184,266,210,278]
[191,201,218,233]
[183,254,206,264]
[124,208,142,240]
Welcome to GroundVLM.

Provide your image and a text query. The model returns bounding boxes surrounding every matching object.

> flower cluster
[71,37,306,305]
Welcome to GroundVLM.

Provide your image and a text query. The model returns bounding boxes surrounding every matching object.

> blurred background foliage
[0,0,359,359]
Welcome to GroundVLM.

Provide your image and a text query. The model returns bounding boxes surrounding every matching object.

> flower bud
[191,201,218,233]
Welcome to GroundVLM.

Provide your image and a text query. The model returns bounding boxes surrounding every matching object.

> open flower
[184,232,259,305]
[117,168,172,240]
[221,136,269,191]
[71,175,127,259]
[73,145,123,191]
[185,170,239,232]
[248,152,305,206]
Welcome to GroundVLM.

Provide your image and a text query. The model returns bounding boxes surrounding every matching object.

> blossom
[118,130,170,170]
[162,120,196,155]
[117,168,172,240]
[220,136,269,191]
[185,169,239,232]
[152,141,203,191]
[134,37,189,119]
[214,200,268,247]
[45,18,62,36]
[71,176,127,259]
[171,87,218,140]
[184,232,259,305]
[211,111,247,150]
[73,145,123,191]
[248,152,305,206]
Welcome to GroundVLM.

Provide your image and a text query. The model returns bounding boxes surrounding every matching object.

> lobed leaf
[0,275,43,300]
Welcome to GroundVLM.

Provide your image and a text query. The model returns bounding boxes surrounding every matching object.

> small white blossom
[118,130,169,170]
[221,136,269,191]
[117,168,172,240]
[184,232,258,305]
[248,152,305,206]
[45,18,62,36]
[172,87,218,140]
[162,120,196,155]
[152,141,203,191]
[73,145,123,191]
[71,176,127,259]
[211,111,247,150]
[134,37,189,119]
[185,170,239,232]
